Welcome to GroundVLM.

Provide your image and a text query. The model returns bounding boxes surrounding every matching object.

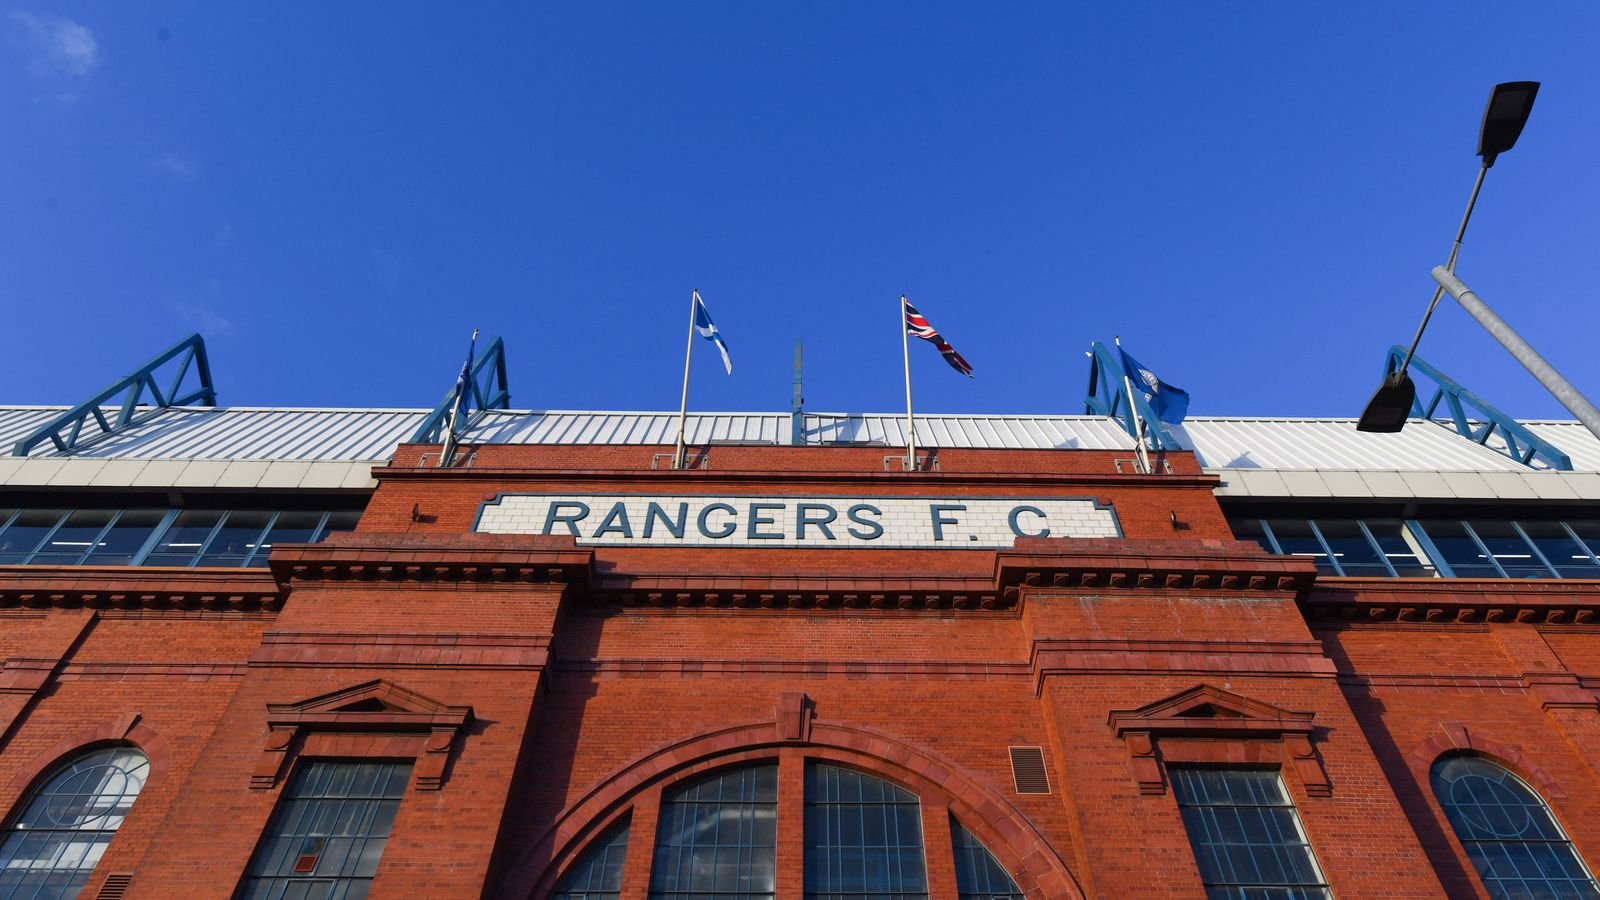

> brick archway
[1408,726,1569,801]
[2,712,170,813]
[505,719,1083,899]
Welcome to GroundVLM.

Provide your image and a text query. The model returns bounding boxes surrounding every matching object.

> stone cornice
[995,537,1317,602]
[1306,577,1600,627]
[0,565,281,611]
[589,572,1002,610]
[268,532,593,588]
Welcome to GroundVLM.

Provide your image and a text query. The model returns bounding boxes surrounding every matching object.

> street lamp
[1356,81,1540,433]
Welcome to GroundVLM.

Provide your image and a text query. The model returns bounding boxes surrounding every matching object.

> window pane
[143,510,224,567]
[317,511,362,542]
[1520,522,1600,579]
[198,511,274,567]
[251,512,325,567]
[0,509,66,563]
[1418,521,1502,578]
[1365,519,1435,577]
[82,510,166,566]
[950,817,1023,900]
[804,764,926,900]
[1171,768,1330,899]
[649,765,776,900]
[554,820,629,899]
[0,747,150,898]
[1228,519,1276,555]
[29,510,115,565]
[1262,521,1336,575]
[1431,756,1600,899]
[1467,521,1554,579]
[1313,520,1389,577]
[240,761,410,900]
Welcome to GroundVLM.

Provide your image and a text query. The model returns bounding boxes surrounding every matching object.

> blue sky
[4,3,1599,420]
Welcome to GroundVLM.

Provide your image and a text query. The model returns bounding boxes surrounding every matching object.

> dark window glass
[649,764,776,900]
[0,510,65,564]
[1431,756,1600,899]
[0,747,149,900]
[1263,521,1336,574]
[1467,521,1554,579]
[1365,518,1434,577]
[239,761,410,900]
[555,819,629,900]
[1313,520,1389,577]
[1228,519,1276,555]
[1170,768,1331,900]
[142,510,223,567]
[1419,520,1502,578]
[1518,522,1600,579]
[804,764,926,900]
[28,511,115,565]
[197,511,274,567]
[250,513,325,567]
[82,511,165,566]
[317,512,362,542]
[950,817,1022,900]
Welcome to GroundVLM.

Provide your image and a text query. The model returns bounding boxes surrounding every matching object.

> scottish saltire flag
[904,298,973,377]
[1118,346,1189,424]
[450,329,479,428]
[693,290,733,374]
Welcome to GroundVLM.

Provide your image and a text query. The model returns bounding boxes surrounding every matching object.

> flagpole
[674,290,697,470]
[439,328,478,469]
[1115,336,1151,475]
[901,294,916,471]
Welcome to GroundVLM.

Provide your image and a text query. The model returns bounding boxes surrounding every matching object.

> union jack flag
[903,298,973,377]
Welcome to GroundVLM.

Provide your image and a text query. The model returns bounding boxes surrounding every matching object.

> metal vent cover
[95,874,134,900]
[1008,746,1050,794]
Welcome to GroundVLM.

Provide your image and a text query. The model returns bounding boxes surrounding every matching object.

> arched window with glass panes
[549,759,1030,900]
[1431,755,1600,899]
[0,746,149,900]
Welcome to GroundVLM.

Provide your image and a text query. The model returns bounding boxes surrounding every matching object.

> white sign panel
[474,494,1120,549]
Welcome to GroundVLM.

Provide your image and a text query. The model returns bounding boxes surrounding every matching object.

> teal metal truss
[1083,341,1181,451]
[13,333,216,457]
[1381,344,1571,470]
[410,336,511,444]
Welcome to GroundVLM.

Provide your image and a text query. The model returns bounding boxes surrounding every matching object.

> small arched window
[950,816,1023,900]
[554,818,629,900]
[1431,755,1600,899]
[0,746,149,899]
[804,763,926,899]
[649,764,777,899]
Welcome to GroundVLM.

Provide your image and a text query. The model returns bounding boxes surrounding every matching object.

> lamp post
[1356,81,1540,433]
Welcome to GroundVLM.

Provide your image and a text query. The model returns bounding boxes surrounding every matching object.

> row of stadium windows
[1229,517,1600,579]
[0,508,361,568]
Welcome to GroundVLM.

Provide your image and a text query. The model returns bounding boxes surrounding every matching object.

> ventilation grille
[1008,746,1050,794]
[95,874,134,900]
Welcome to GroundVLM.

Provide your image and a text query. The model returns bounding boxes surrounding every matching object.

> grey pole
[1431,265,1600,442]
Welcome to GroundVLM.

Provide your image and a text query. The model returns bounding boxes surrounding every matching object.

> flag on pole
[693,290,733,374]
[1117,346,1189,424]
[904,300,973,377]
[449,329,479,433]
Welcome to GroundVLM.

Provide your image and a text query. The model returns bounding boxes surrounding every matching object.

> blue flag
[693,291,733,374]
[1118,346,1189,424]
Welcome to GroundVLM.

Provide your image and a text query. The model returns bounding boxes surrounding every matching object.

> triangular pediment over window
[1108,684,1313,738]
[267,679,473,730]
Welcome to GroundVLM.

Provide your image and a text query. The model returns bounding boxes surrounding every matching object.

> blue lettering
[697,502,737,539]
[1008,505,1051,538]
[543,501,590,536]
[747,502,784,540]
[930,504,966,541]
[592,502,634,539]
[796,503,838,540]
[643,501,687,539]
[847,504,883,540]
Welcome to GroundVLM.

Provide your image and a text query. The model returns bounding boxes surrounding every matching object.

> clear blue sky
[4,3,1599,419]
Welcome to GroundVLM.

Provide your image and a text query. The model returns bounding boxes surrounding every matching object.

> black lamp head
[1356,371,1417,434]
[1478,81,1539,167]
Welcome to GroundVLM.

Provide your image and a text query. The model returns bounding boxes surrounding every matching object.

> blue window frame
[649,764,777,900]
[238,760,410,900]
[950,817,1023,900]
[0,746,149,900]
[554,819,629,900]
[0,507,359,568]
[1431,756,1600,900]
[1170,767,1331,900]
[804,764,926,900]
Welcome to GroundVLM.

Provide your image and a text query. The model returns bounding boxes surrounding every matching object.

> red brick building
[2,401,1599,899]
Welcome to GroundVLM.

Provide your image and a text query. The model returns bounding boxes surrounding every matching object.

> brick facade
[1,443,1596,897]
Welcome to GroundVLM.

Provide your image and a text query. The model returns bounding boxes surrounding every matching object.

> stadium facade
[3,358,1600,898]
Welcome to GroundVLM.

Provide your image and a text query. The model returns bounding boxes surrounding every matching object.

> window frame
[0,506,350,568]
[1169,765,1332,900]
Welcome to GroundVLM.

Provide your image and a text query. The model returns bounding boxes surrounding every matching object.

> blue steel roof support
[12,333,216,457]
[1083,341,1181,452]
[409,336,511,444]
[1382,344,1572,470]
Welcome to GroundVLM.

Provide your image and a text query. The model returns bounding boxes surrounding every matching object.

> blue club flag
[1118,346,1189,425]
[449,329,479,432]
[693,290,733,374]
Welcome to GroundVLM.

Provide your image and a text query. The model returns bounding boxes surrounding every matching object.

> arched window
[804,763,926,900]
[649,764,777,899]
[950,816,1023,900]
[554,818,629,900]
[0,746,149,899]
[1431,755,1600,899]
